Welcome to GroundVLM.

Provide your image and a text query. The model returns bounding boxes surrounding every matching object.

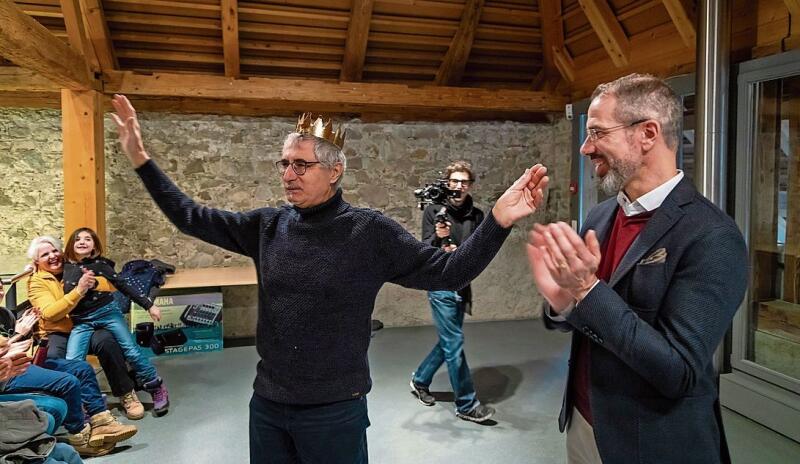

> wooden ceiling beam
[537,0,564,90]
[340,0,373,82]
[0,0,95,90]
[60,0,98,78]
[435,0,484,86]
[662,0,696,48]
[82,0,118,71]
[784,0,800,18]
[103,71,566,114]
[578,0,630,67]
[553,46,576,83]
[221,0,240,78]
[0,67,60,92]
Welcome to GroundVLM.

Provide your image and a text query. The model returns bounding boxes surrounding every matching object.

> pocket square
[639,248,667,265]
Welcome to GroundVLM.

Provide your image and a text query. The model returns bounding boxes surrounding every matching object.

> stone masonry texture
[0,108,572,336]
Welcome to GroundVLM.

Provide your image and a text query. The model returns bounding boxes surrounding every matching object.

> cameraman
[410,160,494,422]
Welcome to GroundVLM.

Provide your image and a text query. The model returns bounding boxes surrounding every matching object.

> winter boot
[88,410,138,446]
[143,376,170,416]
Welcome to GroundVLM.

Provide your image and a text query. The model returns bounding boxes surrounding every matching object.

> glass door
[721,49,800,442]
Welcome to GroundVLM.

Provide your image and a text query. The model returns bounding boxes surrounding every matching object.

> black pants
[249,393,369,464]
[47,330,136,397]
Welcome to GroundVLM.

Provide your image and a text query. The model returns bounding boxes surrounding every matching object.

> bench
[160,266,258,289]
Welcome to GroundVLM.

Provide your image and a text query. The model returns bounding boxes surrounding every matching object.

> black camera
[413,177,459,210]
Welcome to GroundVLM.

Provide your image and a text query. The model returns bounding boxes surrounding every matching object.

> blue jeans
[4,360,105,433]
[249,393,369,464]
[0,393,67,434]
[66,301,158,384]
[413,290,478,414]
[44,443,83,464]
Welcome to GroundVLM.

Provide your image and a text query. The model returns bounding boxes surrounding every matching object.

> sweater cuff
[485,210,514,236]
[134,158,157,177]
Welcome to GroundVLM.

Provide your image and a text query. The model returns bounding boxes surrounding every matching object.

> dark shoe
[456,404,495,423]
[143,376,170,416]
[409,376,435,406]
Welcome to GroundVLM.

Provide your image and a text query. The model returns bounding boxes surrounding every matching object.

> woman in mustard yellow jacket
[27,235,145,420]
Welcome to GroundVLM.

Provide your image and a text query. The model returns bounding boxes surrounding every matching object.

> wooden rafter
[552,46,576,83]
[0,0,95,90]
[537,0,564,89]
[662,0,696,48]
[59,0,93,70]
[221,0,240,78]
[81,0,118,71]
[785,0,800,18]
[578,0,630,67]
[103,71,566,114]
[435,0,484,86]
[340,0,374,82]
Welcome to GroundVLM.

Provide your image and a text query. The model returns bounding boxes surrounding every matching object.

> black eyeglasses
[585,119,648,143]
[275,159,322,176]
[447,179,474,188]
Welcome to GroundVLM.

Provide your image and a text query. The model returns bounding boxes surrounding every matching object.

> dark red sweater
[572,207,654,425]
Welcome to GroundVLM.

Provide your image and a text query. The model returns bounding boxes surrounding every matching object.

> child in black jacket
[63,227,170,417]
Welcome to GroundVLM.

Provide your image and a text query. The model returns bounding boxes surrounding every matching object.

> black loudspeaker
[135,322,154,347]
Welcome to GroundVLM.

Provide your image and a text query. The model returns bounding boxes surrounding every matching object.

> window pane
[748,76,800,381]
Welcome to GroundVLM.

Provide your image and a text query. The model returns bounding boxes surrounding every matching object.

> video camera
[413,175,459,210]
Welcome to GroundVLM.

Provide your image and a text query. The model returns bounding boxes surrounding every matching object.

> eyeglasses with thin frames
[447,179,474,188]
[585,119,648,143]
[275,159,322,176]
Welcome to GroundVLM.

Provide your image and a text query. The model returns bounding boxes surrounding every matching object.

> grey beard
[595,157,639,195]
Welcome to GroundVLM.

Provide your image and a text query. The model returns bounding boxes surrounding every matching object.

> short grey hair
[282,133,347,188]
[591,73,683,150]
[27,235,63,260]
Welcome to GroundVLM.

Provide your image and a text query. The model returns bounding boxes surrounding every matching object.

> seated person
[0,306,66,435]
[0,284,137,457]
[26,236,148,419]
[0,399,84,464]
[61,228,169,416]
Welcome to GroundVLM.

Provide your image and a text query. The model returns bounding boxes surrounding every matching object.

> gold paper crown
[295,113,347,149]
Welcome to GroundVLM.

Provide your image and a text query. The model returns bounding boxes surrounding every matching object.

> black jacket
[421,196,484,311]
[63,256,154,318]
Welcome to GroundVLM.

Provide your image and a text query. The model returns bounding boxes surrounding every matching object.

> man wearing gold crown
[111,94,549,463]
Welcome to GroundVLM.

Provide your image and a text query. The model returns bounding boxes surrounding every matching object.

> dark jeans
[413,290,478,413]
[5,360,105,433]
[249,393,369,464]
[48,330,136,397]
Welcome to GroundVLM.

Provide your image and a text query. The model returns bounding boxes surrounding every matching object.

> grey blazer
[545,178,748,464]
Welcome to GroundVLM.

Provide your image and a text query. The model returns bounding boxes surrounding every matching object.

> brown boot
[68,424,116,457]
[88,410,138,447]
[121,390,145,420]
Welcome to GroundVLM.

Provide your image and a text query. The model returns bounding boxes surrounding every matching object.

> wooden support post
[62,89,106,243]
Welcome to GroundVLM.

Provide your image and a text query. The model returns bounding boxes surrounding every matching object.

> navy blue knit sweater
[136,160,511,404]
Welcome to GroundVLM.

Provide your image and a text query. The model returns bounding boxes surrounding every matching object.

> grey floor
[88,320,800,463]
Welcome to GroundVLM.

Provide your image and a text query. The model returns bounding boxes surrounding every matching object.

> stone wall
[0,108,572,336]
[0,109,64,271]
